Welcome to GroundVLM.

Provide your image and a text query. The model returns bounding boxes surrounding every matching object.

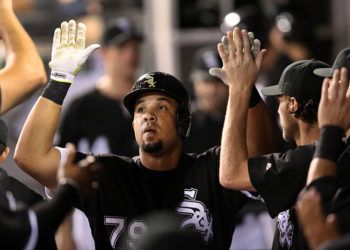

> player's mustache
[141,121,157,133]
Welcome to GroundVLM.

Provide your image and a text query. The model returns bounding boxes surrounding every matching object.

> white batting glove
[49,20,100,84]
[209,32,261,84]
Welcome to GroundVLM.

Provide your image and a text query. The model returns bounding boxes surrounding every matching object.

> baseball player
[216,27,330,249]
[15,21,275,249]
[0,144,99,250]
[0,0,47,114]
[296,64,350,249]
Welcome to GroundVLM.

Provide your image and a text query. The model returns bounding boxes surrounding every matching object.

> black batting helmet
[123,72,191,138]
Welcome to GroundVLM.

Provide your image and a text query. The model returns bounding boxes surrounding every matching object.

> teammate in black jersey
[216,27,350,250]
[15,21,275,249]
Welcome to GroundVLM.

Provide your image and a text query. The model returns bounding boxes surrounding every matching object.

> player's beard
[142,140,163,153]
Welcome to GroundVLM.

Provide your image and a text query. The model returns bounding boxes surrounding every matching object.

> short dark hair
[288,97,318,124]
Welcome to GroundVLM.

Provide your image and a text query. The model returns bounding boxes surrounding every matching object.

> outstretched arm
[0,0,47,114]
[14,20,99,189]
[217,27,274,191]
[307,68,350,184]
[1,144,99,250]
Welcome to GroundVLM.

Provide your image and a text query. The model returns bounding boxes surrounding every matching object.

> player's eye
[136,107,145,113]
[158,105,167,111]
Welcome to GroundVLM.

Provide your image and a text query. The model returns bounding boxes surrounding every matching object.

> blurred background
[0,0,349,248]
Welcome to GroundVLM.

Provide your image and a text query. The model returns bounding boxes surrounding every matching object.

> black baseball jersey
[0,182,80,250]
[68,146,248,249]
[248,144,316,250]
[183,109,225,154]
[0,204,36,250]
[0,167,43,209]
[58,88,138,156]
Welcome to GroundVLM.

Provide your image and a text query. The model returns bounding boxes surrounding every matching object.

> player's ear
[288,97,299,113]
[0,147,10,163]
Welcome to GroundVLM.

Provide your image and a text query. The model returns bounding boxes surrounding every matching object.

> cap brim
[123,88,180,115]
[260,84,283,96]
[104,33,143,46]
[313,68,332,77]
[190,70,222,83]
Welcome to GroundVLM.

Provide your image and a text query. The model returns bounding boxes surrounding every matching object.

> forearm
[14,96,62,188]
[220,87,252,190]
[0,10,47,113]
[247,100,276,157]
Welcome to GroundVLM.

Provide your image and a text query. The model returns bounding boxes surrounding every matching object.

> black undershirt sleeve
[33,183,79,244]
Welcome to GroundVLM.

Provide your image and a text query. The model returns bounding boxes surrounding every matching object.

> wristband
[249,85,262,108]
[314,125,345,162]
[41,79,70,105]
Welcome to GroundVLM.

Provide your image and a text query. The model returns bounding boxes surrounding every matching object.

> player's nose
[143,110,156,122]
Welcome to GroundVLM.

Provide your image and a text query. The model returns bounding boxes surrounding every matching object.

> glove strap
[50,71,75,84]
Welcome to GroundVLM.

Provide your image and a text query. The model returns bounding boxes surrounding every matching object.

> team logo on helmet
[145,74,156,88]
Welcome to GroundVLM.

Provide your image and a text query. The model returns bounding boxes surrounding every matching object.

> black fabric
[248,144,315,250]
[248,144,315,217]
[0,167,43,209]
[183,109,224,154]
[78,147,248,250]
[0,167,57,249]
[0,204,32,250]
[34,183,79,249]
[319,235,350,250]
[249,86,262,108]
[58,88,138,156]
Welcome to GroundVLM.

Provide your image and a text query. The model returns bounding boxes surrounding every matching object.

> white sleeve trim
[240,191,264,202]
[24,210,38,250]
[45,147,68,199]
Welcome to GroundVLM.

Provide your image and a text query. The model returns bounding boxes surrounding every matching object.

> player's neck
[96,75,133,100]
[139,145,182,171]
[295,122,319,146]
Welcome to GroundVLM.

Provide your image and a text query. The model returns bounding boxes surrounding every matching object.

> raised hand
[49,20,100,84]
[318,67,350,130]
[210,27,265,88]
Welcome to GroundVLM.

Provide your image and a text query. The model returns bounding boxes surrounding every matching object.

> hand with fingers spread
[49,20,100,84]
[209,27,265,87]
[318,67,350,130]
[58,143,100,194]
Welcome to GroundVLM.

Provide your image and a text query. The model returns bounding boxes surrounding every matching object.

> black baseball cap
[261,59,330,101]
[0,119,8,153]
[123,72,190,115]
[102,17,142,47]
[314,47,350,77]
[190,47,223,83]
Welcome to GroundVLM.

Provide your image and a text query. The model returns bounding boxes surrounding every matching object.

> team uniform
[58,88,138,156]
[183,108,224,154]
[0,181,80,250]
[56,146,249,249]
[248,144,316,249]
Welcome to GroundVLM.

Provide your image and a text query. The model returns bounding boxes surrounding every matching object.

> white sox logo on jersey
[175,188,213,243]
[277,210,294,249]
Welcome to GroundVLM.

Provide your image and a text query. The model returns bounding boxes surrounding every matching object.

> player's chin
[142,140,163,154]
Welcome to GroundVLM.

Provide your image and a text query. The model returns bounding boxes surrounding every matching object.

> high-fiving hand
[209,27,265,86]
[49,20,100,84]
[318,67,350,131]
